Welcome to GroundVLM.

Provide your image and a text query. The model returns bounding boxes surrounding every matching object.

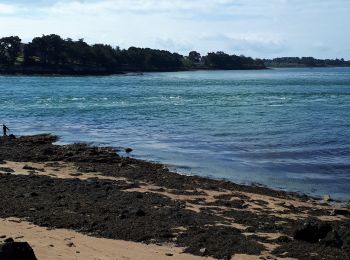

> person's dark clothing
[3,125,9,136]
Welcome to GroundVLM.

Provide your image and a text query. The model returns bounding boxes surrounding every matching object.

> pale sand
[0,218,283,260]
[0,218,211,260]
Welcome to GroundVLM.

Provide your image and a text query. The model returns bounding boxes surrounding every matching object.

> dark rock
[165,253,173,256]
[135,209,146,217]
[320,230,343,248]
[125,148,133,153]
[331,209,350,216]
[4,238,14,243]
[0,241,37,260]
[293,221,332,243]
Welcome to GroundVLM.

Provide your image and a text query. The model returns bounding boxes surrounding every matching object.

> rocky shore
[0,134,349,259]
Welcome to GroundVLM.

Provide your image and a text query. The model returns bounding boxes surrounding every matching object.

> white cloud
[0,3,18,15]
[0,0,349,58]
[201,34,287,56]
[48,0,235,15]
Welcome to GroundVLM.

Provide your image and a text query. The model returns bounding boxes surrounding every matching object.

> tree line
[263,57,350,67]
[0,35,349,75]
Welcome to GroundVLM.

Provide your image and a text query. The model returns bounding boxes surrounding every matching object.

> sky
[0,0,349,59]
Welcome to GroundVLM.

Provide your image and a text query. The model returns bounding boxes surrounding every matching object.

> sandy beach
[0,135,349,259]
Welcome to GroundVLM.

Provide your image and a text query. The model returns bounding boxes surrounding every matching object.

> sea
[1,67,350,200]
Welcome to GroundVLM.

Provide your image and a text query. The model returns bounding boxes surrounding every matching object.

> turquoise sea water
[1,68,350,200]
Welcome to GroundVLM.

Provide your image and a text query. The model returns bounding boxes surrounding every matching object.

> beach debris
[0,240,37,260]
[293,221,332,243]
[323,194,331,203]
[125,148,133,153]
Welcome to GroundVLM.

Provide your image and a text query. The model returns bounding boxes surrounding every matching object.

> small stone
[76,251,80,254]
[66,242,75,247]
[165,253,173,256]
[125,148,133,153]
[199,248,207,255]
[0,235,6,239]
[49,244,54,247]
[323,194,331,202]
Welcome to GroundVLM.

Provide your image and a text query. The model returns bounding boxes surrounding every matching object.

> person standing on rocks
[3,124,9,136]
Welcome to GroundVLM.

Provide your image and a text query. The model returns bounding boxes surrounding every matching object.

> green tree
[0,36,22,65]
[188,51,201,63]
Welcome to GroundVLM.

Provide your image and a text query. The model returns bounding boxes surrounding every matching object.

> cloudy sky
[0,0,349,59]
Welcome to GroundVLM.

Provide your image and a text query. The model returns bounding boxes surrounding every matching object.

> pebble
[165,253,173,256]
[66,242,75,247]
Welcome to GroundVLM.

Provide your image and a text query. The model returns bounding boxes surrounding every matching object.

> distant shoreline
[0,65,268,76]
[1,34,349,76]
[2,65,349,76]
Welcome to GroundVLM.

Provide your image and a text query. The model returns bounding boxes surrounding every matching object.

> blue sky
[0,0,349,59]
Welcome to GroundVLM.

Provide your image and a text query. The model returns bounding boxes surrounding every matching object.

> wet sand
[0,135,349,259]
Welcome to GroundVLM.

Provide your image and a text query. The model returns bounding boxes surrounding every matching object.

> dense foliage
[0,34,349,74]
[263,57,350,67]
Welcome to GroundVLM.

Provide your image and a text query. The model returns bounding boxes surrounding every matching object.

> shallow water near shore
[1,67,350,200]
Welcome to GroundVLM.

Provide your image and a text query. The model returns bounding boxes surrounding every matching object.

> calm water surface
[1,68,350,200]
